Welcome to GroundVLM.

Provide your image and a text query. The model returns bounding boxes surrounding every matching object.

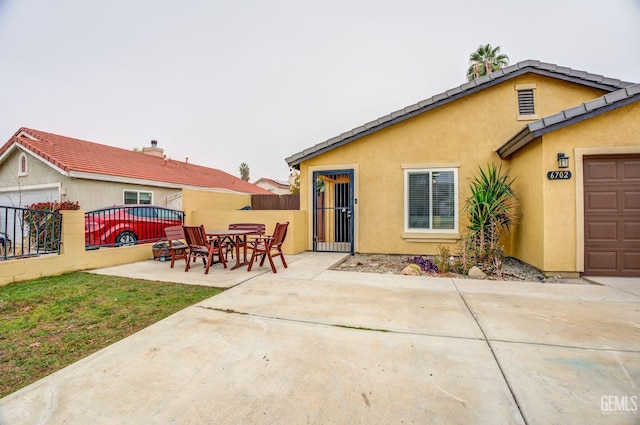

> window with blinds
[124,190,153,205]
[406,169,456,231]
[518,89,535,115]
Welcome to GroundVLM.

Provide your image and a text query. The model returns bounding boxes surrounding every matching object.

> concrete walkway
[1,253,639,424]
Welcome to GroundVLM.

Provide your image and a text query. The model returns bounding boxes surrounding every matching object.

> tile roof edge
[4,127,271,194]
[15,136,72,173]
[497,83,640,158]
[286,60,636,167]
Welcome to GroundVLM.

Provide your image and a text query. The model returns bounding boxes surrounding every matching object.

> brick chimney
[142,140,164,157]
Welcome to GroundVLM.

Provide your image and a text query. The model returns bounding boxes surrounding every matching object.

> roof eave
[286,61,634,167]
[498,89,640,158]
[285,84,486,168]
[496,126,540,159]
[68,170,260,194]
[0,141,18,164]
[0,142,72,175]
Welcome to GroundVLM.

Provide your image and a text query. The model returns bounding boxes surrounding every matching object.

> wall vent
[518,89,535,115]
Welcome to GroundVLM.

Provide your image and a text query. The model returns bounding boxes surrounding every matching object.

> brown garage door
[584,155,640,276]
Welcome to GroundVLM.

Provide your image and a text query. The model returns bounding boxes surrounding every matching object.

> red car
[85,205,184,247]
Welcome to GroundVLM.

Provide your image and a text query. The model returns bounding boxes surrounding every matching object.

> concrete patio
[0,252,638,424]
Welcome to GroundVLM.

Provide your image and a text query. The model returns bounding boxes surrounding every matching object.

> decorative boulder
[401,264,422,276]
[468,266,487,279]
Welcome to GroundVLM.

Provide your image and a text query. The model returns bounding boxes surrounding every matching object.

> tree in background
[466,43,509,81]
[239,163,250,181]
[290,173,300,194]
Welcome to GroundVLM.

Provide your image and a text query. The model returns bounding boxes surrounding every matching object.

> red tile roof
[0,127,271,194]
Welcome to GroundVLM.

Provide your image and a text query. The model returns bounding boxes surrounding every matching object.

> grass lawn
[0,272,221,398]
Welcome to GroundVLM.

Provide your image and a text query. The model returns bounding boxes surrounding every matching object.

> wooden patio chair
[164,225,188,268]
[247,222,289,273]
[226,223,266,259]
[182,225,227,274]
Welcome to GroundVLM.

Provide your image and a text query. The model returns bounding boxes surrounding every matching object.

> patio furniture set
[163,222,289,274]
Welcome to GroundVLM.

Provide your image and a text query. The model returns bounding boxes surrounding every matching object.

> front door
[313,170,354,253]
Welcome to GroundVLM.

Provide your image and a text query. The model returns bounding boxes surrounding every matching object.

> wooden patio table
[206,229,255,270]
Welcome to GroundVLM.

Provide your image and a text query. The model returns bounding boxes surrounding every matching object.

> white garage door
[0,187,60,241]
[0,187,59,208]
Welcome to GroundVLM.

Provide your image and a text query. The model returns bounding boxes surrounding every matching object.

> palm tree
[466,43,509,81]
[239,163,250,181]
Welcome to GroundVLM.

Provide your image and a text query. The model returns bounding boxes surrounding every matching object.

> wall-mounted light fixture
[557,153,570,169]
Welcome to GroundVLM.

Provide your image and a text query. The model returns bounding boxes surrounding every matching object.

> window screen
[124,190,153,205]
[407,169,456,230]
[139,192,152,204]
[124,191,138,204]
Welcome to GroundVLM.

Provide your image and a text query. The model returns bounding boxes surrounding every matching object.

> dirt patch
[333,254,590,284]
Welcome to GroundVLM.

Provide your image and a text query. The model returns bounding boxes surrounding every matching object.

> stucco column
[60,210,86,256]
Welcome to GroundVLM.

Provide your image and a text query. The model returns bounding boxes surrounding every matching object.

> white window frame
[404,167,458,233]
[123,190,153,205]
[18,152,28,176]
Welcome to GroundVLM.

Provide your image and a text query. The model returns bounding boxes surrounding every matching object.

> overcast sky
[1,1,638,182]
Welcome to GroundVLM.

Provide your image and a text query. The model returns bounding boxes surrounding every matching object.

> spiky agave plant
[463,163,517,268]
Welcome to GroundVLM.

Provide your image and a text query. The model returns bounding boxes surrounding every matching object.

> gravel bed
[333,254,590,284]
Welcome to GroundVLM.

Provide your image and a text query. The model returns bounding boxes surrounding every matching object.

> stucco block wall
[0,211,152,286]
[181,189,307,254]
[299,75,607,258]
[1,191,308,285]
[190,209,307,255]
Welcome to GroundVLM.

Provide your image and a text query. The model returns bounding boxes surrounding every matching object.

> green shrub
[462,163,517,275]
[24,201,81,251]
[434,245,451,273]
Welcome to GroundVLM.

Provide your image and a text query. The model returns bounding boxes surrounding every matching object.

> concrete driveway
[1,253,639,424]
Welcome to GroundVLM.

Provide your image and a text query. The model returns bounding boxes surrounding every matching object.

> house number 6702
[547,171,572,180]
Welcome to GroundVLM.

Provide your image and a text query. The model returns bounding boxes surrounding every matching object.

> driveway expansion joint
[196,306,487,341]
[452,279,530,425]
[484,338,640,353]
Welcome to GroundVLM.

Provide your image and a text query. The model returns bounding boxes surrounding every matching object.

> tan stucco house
[0,128,270,211]
[286,60,640,277]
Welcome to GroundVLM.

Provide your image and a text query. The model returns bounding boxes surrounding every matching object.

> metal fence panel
[85,206,185,249]
[0,206,62,260]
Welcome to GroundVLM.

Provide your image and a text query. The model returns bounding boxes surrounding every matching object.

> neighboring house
[0,128,271,211]
[286,60,640,277]
[254,177,290,194]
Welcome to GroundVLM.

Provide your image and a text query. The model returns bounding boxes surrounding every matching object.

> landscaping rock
[334,254,585,284]
[468,266,487,279]
[401,264,421,276]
